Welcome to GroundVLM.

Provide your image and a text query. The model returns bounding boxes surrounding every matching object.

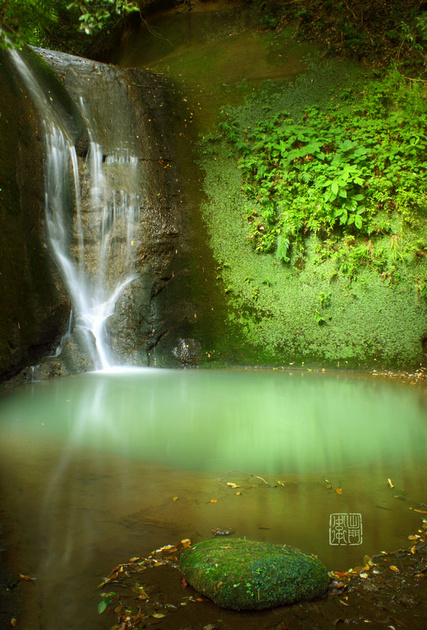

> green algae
[180,538,329,610]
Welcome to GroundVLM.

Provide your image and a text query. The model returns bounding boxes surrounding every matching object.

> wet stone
[179,538,330,610]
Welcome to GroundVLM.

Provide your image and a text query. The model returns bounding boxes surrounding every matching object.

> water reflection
[2,369,426,473]
[0,369,426,629]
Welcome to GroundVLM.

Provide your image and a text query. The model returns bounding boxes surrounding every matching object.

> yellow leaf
[11,619,17,628]
[363,555,374,567]
[181,539,191,548]
[152,613,166,619]
[387,478,394,488]
[210,499,217,503]
[129,556,140,562]
[226,482,240,488]
[236,491,242,495]
[390,565,400,572]
[335,488,343,495]
[173,496,179,501]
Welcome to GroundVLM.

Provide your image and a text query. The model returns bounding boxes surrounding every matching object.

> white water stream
[9,48,141,369]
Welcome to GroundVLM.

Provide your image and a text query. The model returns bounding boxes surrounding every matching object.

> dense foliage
[208,69,427,282]
[0,0,140,49]
[265,0,427,68]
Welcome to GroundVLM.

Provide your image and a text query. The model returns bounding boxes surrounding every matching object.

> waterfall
[8,48,143,370]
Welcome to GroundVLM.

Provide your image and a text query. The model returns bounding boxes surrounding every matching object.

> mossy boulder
[179,538,329,610]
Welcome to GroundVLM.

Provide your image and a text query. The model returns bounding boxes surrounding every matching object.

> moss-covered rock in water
[179,538,329,610]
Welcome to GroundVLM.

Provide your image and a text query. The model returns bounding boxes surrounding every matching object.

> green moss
[180,538,329,610]
[201,147,427,368]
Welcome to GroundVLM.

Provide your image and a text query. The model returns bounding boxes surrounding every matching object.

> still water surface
[0,369,426,628]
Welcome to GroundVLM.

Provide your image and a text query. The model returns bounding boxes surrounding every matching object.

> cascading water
[8,48,145,370]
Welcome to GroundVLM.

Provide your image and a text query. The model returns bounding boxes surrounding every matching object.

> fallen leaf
[137,586,149,599]
[159,545,177,552]
[387,478,394,488]
[390,565,400,572]
[226,482,240,488]
[173,496,179,501]
[331,571,350,578]
[19,574,36,583]
[335,488,343,495]
[181,538,191,548]
[212,527,233,536]
[152,613,166,618]
[339,599,349,606]
[236,491,242,495]
[210,499,217,503]
[181,577,188,588]
[196,597,204,602]
[129,556,140,562]
[11,619,17,628]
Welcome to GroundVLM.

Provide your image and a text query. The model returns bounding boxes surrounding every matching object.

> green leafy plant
[216,68,427,278]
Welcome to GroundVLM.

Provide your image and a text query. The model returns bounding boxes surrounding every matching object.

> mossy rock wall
[0,51,70,380]
[115,8,427,370]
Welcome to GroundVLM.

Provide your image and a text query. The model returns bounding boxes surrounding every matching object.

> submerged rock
[179,538,329,610]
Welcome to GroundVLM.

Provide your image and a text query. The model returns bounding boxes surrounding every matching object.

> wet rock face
[180,538,330,610]
[1,46,203,381]
[38,49,195,370]
[0,52,70,380]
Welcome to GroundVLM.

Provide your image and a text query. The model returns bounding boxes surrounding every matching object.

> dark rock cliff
[0,52,70,380]
[0,47,203,381]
